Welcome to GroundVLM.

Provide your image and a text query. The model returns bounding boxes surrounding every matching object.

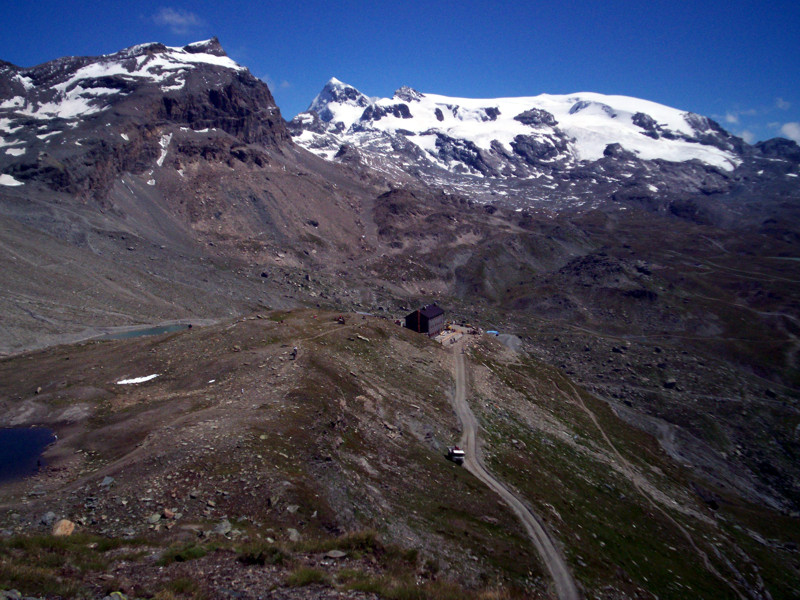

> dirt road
[451,347,581,600]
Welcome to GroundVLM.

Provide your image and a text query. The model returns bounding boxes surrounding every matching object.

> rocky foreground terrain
[0,39,799,599]
[0,311,796,599]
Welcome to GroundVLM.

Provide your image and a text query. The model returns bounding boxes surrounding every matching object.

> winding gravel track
[451,347,580,600]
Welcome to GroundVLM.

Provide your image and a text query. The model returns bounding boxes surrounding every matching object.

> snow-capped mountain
[289,78,799,208]
[0,38,288,197]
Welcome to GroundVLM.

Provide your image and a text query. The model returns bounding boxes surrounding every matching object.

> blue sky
[2,0,799,143]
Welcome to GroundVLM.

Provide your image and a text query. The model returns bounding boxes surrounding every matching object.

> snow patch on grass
[116,374,160,385]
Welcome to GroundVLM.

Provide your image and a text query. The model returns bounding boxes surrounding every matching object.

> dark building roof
[418,304,444,319]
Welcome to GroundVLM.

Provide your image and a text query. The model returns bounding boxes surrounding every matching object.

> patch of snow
[0,118,23,134]
[187,39,215,48]
[0,174,24,186]
[788,173,798,178]
[156,133,172,167]
[0,137,20,149]
[161,80,186,93]
[14,74,34,90]
[11,95,105,120]
[147,179,156,186]
[37,131,59,140]
[116,374,160,385]
[5,147,25,156]
[647,184,659,192]
[0,96,25,110]
[121,133,129,141]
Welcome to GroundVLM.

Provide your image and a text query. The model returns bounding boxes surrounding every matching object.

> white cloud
[781,122,800,143]
[777,97,791,110]
[153,7,203,35]
[724,112,739,124]
[738,130,755,144]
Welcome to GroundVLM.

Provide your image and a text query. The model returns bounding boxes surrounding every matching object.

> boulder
[52,519,75,537]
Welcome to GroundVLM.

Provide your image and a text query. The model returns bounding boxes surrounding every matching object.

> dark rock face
[514,108,558,128]
[603,143,637,160]
[359,103,413,122]
[632,112,659,138]
[434,135,499,176]
[756,138,800,162]
[511,133,569,164]
[483,107,501,121]
[685,114,745,154]
[160,70,287,146]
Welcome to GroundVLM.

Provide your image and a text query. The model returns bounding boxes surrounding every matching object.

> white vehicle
[447,446,465,465]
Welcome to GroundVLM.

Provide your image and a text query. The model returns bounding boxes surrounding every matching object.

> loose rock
[52,519,75,537]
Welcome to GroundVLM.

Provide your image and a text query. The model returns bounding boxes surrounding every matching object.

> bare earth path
[450,345,581,600]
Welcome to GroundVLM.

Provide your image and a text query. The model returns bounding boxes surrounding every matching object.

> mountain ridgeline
[290,78,800,231]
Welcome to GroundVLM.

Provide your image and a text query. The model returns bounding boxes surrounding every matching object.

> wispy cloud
[153,7,203,35]
[715,107,758,124]
[738,130,756,144]
[717,104,795,143]
[780,122,800,143]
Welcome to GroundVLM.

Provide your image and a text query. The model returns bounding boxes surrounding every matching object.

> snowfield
[295,79,740,172]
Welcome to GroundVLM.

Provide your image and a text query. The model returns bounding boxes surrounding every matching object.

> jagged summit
[394,85,423,102]
[184,37,227,56]
[307,77,371,124]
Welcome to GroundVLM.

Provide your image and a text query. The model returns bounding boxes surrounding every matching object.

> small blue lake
[103,324,189,340]
[0,427,56,483]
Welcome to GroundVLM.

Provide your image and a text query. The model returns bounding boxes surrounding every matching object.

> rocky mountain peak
[183,37,227,57]
[394,85,423,102]
[308,77,371,118]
